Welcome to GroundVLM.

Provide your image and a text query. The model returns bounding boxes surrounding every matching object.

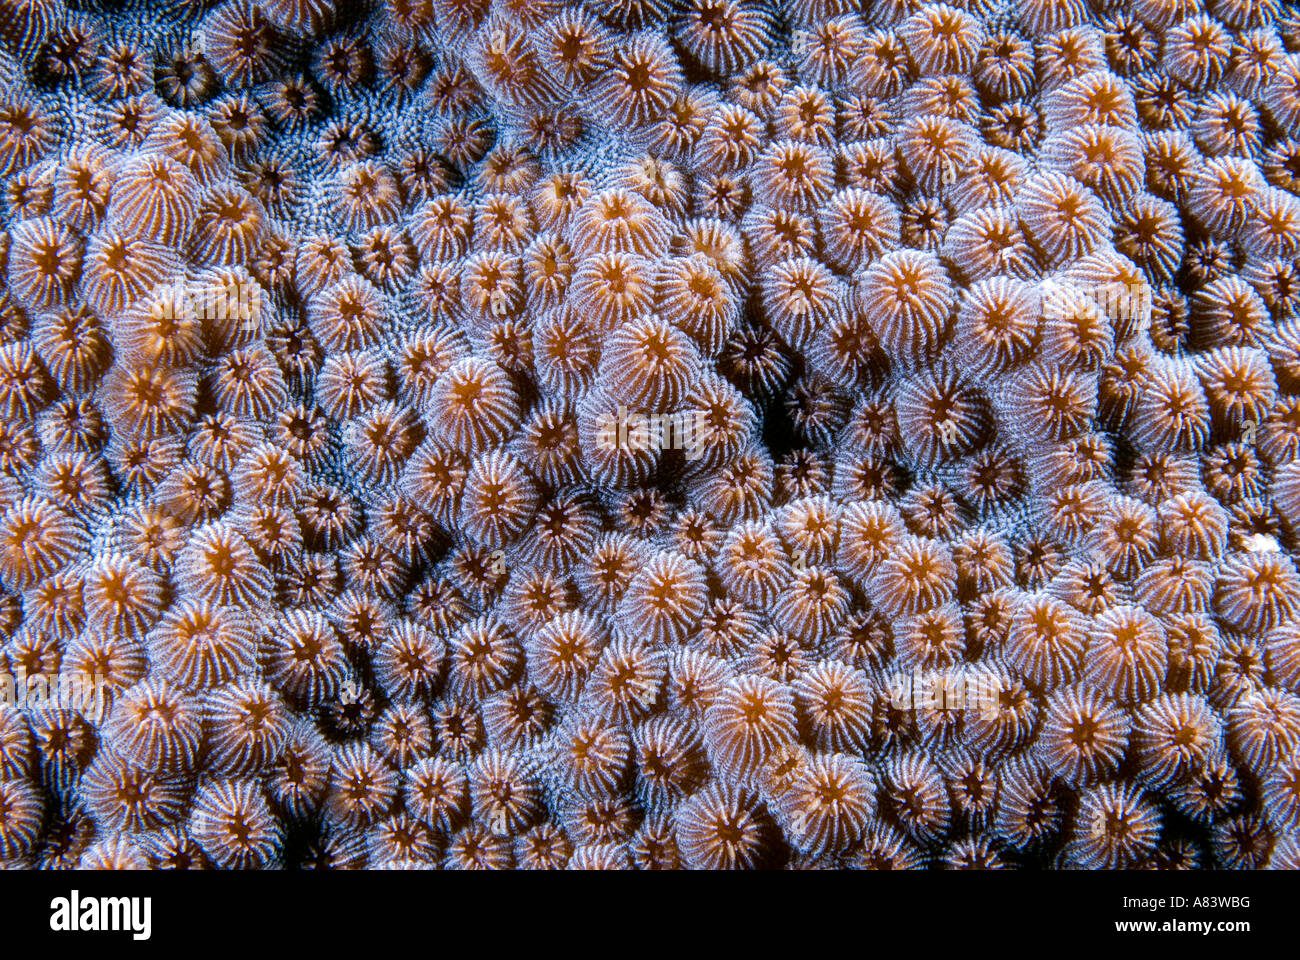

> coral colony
[1,0,1300,874]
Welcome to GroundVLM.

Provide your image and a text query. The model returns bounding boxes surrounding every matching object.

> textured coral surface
[0,0,1298,870]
